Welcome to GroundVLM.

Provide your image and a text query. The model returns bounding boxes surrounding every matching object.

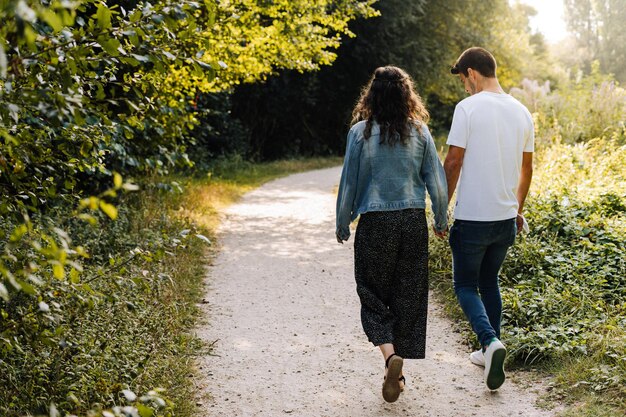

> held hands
[433,226,448,239]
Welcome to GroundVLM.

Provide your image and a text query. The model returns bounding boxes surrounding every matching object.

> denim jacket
[336,121,448,241]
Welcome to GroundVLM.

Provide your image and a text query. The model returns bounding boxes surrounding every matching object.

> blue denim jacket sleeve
[336,127,363,241]
[420,127,449,232]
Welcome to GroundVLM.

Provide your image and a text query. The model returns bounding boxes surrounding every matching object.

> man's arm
[516,151,533,231]
[443,145,465,204]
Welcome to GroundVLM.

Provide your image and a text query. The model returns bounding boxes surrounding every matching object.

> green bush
[430,131,626,399]
[1,1,375,413]
[0,184,207,416]
[510,63,626,145]
[502,192,625,355]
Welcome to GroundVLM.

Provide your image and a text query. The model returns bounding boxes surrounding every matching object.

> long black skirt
[354,208,429,359]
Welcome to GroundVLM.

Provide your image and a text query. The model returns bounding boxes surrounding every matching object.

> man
[443,47,534,391]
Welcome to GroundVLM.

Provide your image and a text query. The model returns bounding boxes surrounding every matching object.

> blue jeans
[449,218,517,347]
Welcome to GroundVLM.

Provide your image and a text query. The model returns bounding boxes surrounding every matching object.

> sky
[515,0,569,43]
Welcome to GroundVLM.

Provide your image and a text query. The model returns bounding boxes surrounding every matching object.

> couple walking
[335,47,534,402]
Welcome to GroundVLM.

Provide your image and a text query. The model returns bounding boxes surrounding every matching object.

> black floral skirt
[354,208,429,359]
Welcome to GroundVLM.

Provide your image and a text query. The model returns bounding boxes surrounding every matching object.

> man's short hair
[450,47,497,78]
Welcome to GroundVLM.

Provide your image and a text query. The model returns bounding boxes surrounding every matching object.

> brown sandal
[382,354,404,402]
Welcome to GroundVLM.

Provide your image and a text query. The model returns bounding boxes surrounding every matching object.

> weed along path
[196,166,553,417]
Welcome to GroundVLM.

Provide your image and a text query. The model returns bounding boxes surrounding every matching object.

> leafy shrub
[532,136,626,199]
[1,1,376,414]
[0,182,208,416]
[510,63,626,145]
[430,133,626,397]
[499,132,626,394]
[502,192,625,358]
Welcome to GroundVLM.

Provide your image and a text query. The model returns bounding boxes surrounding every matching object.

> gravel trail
[196,166,553,417]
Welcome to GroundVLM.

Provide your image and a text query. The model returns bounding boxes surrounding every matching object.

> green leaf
[204,0,217,26]
[10,224,28,242]
[100,38,121,56]
[18,280,36,295]
[114,172,123,189]
[52,262,65,279]
[99,201,118,220]
[69,268,80,283]
[61,9,75,26]
[129,9,141,23]
[41,10,64,32]
[96,4,112,29]
[137,403,154,417]
[128,34,140,47]
[0,128,17,144]
[23,25,37,49]
[80,139,93,156]
[77,213,97,225]
[95,82,105,100]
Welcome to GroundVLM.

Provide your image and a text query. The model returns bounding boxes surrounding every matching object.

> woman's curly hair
[351,66,429,145]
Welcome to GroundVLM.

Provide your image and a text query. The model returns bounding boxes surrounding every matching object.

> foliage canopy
[227,0,549,159]
[0,0,375,414]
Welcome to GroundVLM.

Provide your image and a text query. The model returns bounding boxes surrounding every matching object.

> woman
[336,66,448,402]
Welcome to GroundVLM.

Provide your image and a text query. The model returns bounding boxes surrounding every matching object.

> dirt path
[196,166,553,417]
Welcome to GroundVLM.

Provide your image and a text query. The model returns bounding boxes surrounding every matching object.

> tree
[228,0,543,159]
[0,1,377,412]
[0,0,377,208]
[0,0,379,315]
[563,0,626,82]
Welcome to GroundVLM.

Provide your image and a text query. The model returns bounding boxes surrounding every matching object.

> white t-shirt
[447,91,534,221]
